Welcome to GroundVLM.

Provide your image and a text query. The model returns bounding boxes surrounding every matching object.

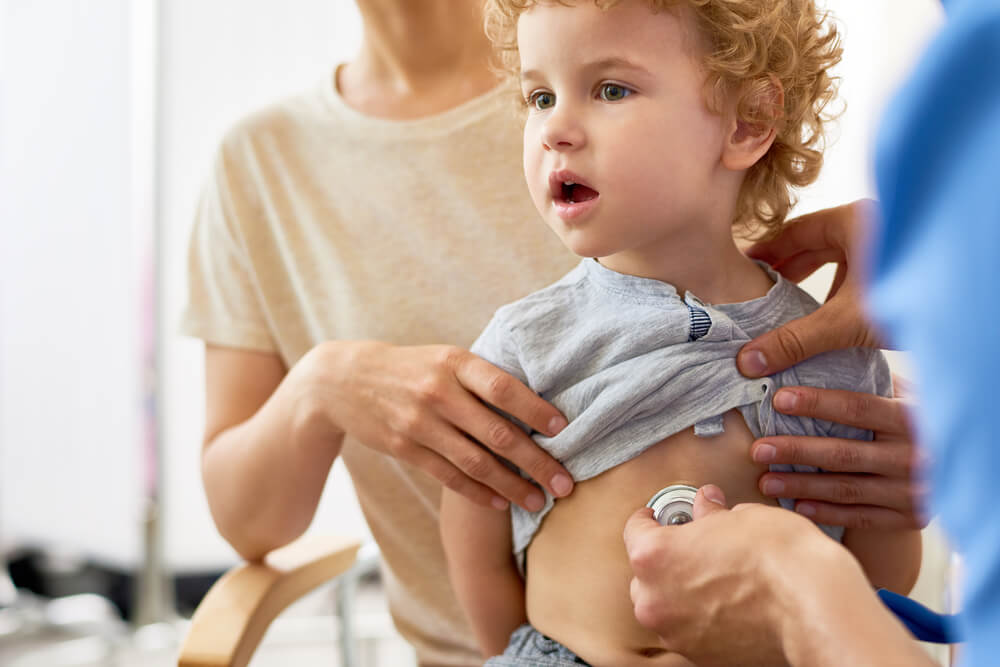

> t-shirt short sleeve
[180,144,275,352]
[470,311,533,436]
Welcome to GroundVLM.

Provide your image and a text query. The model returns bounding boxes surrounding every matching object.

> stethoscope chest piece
[646,484,698,526]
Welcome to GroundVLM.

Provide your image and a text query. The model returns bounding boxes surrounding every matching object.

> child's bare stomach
[524,409,780,666]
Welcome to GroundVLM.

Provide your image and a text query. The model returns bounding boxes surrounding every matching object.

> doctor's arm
[624,486,935,667]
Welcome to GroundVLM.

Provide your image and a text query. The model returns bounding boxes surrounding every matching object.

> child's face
[519,0,733,265]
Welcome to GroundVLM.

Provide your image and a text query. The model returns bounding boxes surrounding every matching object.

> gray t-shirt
[471,259,892,564]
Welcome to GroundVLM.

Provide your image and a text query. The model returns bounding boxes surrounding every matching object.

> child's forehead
[516,0,709,71]
[516,0,710,60]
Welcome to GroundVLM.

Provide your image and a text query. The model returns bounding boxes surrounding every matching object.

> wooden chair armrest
[177,534,362,667]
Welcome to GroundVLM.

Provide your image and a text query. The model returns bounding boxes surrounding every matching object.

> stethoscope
[647,484,964,644]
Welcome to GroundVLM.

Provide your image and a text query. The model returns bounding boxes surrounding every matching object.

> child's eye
[528,91,556,110]
[598,83,632,102]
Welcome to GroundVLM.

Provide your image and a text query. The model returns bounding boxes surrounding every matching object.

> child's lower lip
[553,196,599,221]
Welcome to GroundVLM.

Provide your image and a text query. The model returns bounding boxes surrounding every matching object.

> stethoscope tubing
[877,588,964,644]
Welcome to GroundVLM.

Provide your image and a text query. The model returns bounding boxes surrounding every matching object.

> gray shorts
[484,624,591,666]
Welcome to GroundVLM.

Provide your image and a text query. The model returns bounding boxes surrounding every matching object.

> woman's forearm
[202,346,346,561]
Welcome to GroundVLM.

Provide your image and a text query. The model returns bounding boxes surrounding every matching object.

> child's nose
[541,108,586,152]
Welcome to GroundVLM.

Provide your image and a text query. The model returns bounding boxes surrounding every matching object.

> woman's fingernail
[796,503,817,517]
[492,496,509,510]
[526,492,545,512]
[774,389,799,412]
[548,416,568,435]
[739,349,768,376]
[754,443,777,463]
[551,473,573,497]
[762,479,785,495]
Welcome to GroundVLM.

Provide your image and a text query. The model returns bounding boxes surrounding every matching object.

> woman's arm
[201,344,342,561]
[440,487,526,657]
[201,339,576,561]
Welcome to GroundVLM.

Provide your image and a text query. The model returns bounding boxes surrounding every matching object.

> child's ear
[721,77,783,171]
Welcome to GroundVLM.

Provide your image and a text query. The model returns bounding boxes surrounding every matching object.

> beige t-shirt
[181,72,577,666]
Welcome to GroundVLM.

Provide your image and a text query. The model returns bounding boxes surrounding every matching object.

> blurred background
[0,1,953,665]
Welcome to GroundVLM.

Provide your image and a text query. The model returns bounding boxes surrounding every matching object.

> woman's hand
[737,199,883,377]
[737,199,928,529]
[297,340,573,511]
[753,382,929,529]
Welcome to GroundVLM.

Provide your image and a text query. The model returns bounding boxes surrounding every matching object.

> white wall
[0,0,142,567]
[2,1,946,575]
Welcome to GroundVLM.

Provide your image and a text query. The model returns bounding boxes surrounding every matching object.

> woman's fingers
[757,471,919,514]
[393,440,507,509]
[452,351,568,436]
[737,298,874,377]
[392,412,549,511]
[450,352,574,499]
[745,199,868,265]
[771,386,910,435]
[751,434,914,477]
[334,343,572,508]
[788,500,926,530]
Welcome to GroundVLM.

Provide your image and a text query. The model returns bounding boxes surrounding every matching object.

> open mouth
[560,181,600,204]
[550,170,600,205]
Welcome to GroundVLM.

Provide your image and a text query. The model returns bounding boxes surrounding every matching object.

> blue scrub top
[868,1,1000,664]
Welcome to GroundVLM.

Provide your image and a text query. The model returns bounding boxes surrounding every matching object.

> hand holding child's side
[753,382,929,529]
[737,199,883,377]
[737,199,927,530]
[302,340,573,511]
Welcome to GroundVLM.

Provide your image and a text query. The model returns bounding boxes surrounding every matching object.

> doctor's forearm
[779,549,934,667]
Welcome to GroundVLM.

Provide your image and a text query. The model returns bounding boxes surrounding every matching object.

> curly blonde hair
[484,0,843,238]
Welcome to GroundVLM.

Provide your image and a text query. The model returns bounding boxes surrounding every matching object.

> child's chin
[565,238,613,259]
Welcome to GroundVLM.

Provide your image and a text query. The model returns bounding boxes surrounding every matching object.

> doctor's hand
[624,486,932,667]
[304,340,573,511]
[737,199,884,377]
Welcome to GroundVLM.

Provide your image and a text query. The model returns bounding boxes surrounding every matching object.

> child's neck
[597,233,774,305]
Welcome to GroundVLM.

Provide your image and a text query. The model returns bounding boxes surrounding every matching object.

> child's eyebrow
[580,56,654,77]
[520,56,654,85]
